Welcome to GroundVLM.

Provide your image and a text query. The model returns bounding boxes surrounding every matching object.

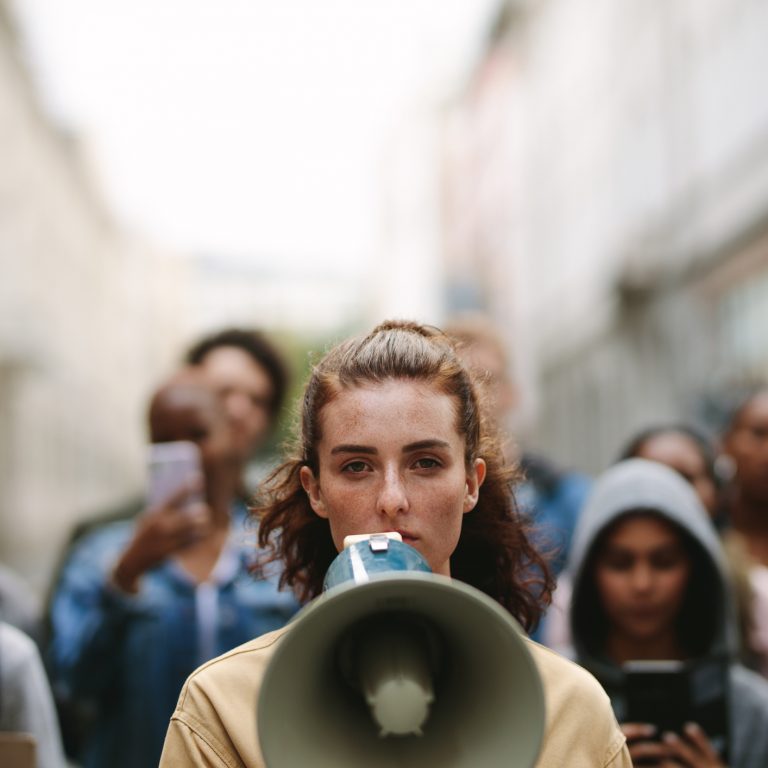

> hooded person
[566,459,768,768]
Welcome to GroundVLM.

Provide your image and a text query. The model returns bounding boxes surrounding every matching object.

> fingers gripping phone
[146,441,205,511]
[623,659,729,761]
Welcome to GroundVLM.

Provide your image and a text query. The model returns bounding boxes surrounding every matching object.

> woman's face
[198,346,275,461]
[635,432,717,517]
[299,379,486,576]
[593,514,691,645]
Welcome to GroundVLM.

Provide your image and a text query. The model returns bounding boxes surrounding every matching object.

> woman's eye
[342,461,369,474]
[413,457,440,470]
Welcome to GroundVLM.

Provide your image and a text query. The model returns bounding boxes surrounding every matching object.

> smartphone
[624,660,690,734]
[623,659,728,760]
[146,440,204,511]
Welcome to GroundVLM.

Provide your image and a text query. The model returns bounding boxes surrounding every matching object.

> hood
[567,458,737,676]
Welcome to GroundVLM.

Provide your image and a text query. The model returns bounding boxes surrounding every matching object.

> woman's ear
[463,458,487,513]
[299,466,328,518]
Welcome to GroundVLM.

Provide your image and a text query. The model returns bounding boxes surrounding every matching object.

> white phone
[146,440,204,510]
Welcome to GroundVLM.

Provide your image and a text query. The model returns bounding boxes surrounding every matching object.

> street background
[1,0,767,592]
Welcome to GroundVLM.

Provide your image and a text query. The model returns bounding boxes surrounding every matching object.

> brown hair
[255,320,552,630]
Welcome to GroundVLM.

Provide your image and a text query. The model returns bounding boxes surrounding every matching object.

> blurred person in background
[619,425,723,524]
[185,327,290,492]
[42,326,292,756]
[444,314,591,643]
[618,423,758,669]
[444,314,591,579]
[720,387,768,678]
[1,620,65,768]
[52,327,289,552]
[544,423,756,665]
[566,459,768,768]
[0,561,43,644]
[47,370,299,768]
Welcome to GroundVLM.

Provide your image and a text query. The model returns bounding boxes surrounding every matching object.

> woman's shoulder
[165,627,290,768]
[527,638,610,699]
[183,626,289,698]
[525,640,630,768]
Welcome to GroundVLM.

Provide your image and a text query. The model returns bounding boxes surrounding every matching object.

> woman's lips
[624,607,663,622]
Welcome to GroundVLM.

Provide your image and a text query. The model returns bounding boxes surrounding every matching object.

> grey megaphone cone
[257,571,545,767]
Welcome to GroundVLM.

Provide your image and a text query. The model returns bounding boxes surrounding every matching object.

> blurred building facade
[187,255,364,340]
[440,0,768,472]
[0,4,189,591]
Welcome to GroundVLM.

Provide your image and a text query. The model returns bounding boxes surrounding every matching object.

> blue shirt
[516,461,591,643]
[48,504,300,768]
[517,470,592,579]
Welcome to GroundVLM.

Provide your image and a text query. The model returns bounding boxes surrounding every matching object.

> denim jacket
[48,503,300,768]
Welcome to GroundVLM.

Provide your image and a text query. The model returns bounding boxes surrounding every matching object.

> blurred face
[197,346,275,462]
[456,340,517,423]
[299,380,486,577]
[724,392,768,505]
[635,432,717,517]
[594,515,691,645]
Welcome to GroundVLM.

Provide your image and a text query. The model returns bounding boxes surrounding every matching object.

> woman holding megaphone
[159,320,631,768]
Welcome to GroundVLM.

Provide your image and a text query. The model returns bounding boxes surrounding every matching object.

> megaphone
[258,533,545,767]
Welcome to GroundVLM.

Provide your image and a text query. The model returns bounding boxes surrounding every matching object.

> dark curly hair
[254,319,553,631]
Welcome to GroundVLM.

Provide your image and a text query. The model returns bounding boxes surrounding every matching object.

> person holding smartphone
[565,459,768,767]
[47,371,300,768]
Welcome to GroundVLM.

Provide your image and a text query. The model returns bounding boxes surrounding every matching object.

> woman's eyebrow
[330,444,377,455]
[402,439,450,452]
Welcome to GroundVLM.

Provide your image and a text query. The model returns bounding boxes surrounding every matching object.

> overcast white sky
[13,0,498,277]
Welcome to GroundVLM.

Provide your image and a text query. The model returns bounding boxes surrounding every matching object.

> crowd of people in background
[1,316,768,767]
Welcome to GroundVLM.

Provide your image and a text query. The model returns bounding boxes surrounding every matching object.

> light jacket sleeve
[160,716,233,768]
[529,642,632,767]
[606,740,633,767]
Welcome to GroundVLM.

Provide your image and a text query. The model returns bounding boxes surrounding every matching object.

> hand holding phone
[112,442,211,593]
[622,660,728,767]
[624,660,690,735]
[146,441,205,511]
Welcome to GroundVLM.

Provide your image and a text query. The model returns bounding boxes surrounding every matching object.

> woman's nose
[224,391,252,421]
[629,563,654,592]
[377,468,409,518]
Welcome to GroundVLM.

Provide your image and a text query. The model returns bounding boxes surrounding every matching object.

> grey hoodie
[566,459,768,768]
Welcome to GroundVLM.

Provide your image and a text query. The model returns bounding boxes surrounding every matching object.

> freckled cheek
[432,493,469,557]
[322,487,378,533]
[418,485,466,524]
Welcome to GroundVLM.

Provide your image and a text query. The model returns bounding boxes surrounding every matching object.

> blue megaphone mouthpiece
[323,533,432,592]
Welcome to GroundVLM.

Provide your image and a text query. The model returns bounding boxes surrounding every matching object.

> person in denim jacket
[48,372,299,768]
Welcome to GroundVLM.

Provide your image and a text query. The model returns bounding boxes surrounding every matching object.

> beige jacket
[160,627,630,767]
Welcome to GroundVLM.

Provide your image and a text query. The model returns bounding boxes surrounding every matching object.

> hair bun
[370,319,445,339]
